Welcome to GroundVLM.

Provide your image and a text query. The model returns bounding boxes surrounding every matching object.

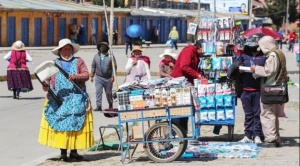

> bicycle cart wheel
[228,125,234,141]
[144,122,188,163]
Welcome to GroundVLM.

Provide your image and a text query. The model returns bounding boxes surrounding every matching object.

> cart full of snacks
[116,77,200,163]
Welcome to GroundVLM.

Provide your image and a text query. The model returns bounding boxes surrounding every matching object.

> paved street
[0,44,299,165]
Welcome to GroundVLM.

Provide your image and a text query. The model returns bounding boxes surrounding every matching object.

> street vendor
[171,39,205,133]
[125,45,151,82]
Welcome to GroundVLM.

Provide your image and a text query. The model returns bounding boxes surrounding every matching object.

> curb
[0,72,161,82]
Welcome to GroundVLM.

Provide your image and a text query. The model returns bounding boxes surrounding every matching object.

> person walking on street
[125,45,151,82]
[251,36,288,148]
[77,24,86,45]
[38,38,94,161]
[276,28,284,49]
[150,26,159,43]
[288,29,297,52]
[125,33,133,56]
[3,40,33,99]
[159,49,177,78]
[90,42,117,111]
[168,26,179,50]
[113,29,118,45]
[171,39,205,133]
[237,36,266,144]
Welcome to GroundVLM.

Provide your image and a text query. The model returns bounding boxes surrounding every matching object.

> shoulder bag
[261,51,289,104]
[261,82,289,104]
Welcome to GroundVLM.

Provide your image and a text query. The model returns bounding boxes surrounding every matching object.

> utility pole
[285,0,289,34]
[195,0,201,42]
[248,0,253,28]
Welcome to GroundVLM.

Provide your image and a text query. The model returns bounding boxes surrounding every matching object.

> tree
[266,0,299,27]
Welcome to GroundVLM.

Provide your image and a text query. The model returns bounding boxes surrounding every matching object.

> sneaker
[238,136,254,143]
[93,106,102,112]
[254,136,263,144]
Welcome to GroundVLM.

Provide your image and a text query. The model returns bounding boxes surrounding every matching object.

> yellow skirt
[38,99,94,150]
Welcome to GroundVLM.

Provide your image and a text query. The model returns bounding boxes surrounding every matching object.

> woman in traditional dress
[38,38,94,161]
[3,40,33,99]
[158,49,177,78]
[125,45,151,82]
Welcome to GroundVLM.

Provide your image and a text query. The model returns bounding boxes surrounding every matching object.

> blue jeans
[171,39,178,50]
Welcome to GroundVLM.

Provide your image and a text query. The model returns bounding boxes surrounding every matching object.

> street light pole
[285,0,289,34]
[248,0,253,28]
[195,0,201,42]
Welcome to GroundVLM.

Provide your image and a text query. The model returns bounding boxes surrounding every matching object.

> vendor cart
[117,104,199,163]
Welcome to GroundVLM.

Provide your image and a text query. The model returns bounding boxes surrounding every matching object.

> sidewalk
[37,116,299,166]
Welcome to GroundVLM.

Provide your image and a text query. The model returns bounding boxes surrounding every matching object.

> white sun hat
[159,49,177,59]
[11,40,25,51]
[51,38,80,56]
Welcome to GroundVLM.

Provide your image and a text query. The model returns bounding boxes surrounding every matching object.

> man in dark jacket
[171,40,204,133]
[90,42,117,111]
[238,36,266,144]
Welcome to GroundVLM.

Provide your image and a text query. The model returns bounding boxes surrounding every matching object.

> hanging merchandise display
[195,14,240,141]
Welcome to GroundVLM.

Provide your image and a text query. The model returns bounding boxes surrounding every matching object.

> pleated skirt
[38,99,94,150]
[7,69,33,92]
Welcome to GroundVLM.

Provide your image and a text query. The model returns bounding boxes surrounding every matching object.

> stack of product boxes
[196,81,234,124]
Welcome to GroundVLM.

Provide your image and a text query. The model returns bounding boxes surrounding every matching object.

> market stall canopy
[242,27,283,40]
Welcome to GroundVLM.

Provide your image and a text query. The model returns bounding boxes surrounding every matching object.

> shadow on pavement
[18,97,45,100]
[280,136,300,147]
[83,152,121,161]
[0,95,14,99]
[198,133,245,142]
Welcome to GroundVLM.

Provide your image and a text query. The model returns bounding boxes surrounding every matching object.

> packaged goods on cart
[116,77,196,111]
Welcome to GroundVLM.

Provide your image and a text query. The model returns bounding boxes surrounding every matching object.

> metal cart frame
[117,105,200,163]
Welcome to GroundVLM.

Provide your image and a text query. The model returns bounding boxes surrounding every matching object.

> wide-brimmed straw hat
[51,38,80,56]
[11,40,25,51]
[131,45,144,53]
[159,49,177,58]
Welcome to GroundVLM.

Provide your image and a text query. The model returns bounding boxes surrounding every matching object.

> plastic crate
[117,91,130,109]
[169,107,191,116]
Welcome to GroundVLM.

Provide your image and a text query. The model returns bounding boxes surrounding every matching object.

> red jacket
[171,44,201,84]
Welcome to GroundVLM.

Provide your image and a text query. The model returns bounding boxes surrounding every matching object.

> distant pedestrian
[77,24,86,45]
[125,34,132,56]
[158,49,177,78]
[150,26,159,43]
[70,24,79,43]
[276,28,284,49]
[168,26,179,50]
[113,29,118,45]
[3,40,33,99]
[288,29,297,52]
[91,25,98,45]
[90,42,117,111]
